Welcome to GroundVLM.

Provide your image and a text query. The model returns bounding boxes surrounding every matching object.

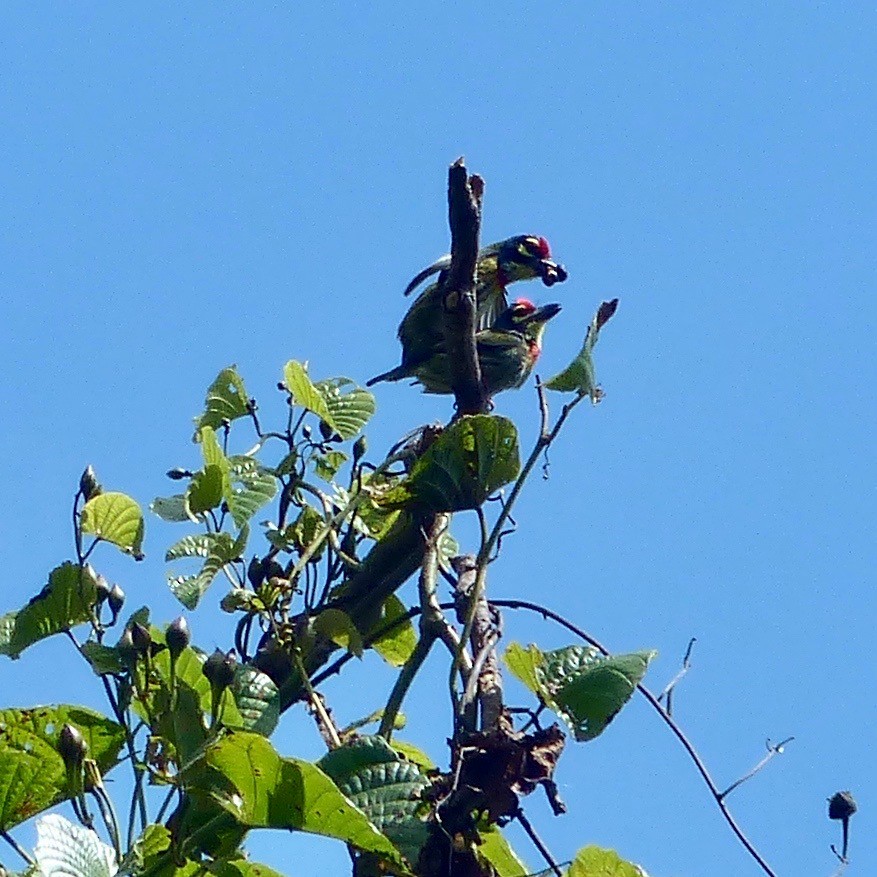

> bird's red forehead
[536,236,551,258]
[514,297,536,312]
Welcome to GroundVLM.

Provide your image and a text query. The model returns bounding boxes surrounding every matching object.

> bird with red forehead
[386,234,568,376]
[368,297,562,397]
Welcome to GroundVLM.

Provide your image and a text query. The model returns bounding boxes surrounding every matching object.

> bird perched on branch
[368,298,561,396]
[395,235,567,372]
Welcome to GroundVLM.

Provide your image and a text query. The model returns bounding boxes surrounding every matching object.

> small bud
[79,465,102,502]
[829,790,857,821]
[247,556,264,588]
[107,584,125,620]
[58,723,88,767]
[166,468,192,481]
[319,420,333,442]
[302,424,312,440]
[131,622,152,654]
[93,572,112,606]
[352,435,367,465]
[203,648,236,690]
[166,616,191,659]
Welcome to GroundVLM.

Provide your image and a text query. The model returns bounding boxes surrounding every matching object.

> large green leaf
[567,845,647,876]
[194,366,250,435]
[0,563,98,658]
[150,494,191,523]
[80,492,144,557]
[314,378,376,439]
[368,595,416,668]
[230,665,280,737]
[545,299,619,400]
[505,643,656,742]
[318,735,430,866]
[314,608,363,658]
[382,415,520,512]
[187,732,406,869]
[0,705,125,830]
[283,361,333,423]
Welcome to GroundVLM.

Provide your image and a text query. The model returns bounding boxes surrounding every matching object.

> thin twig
[514,808,563,877]
[657,637,697,716]
[493,598,780,877]
[720,737,795,800]
[1,829,34,865]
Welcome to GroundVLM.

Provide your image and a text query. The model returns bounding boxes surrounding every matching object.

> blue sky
[1,4,874,875]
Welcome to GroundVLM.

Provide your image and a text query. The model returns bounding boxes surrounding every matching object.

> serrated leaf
[382,415,520,512]
[478,825,529,877]
[313,450,348,482]
[166,532,238,610]
[368,595,416,667]
[314,608,363,658]
[230,665,279,737]
[188,732,406,870]
[194,366,250,435]
[319,736,430,867]
[0,706,125,830]
[34,814,117,877]
[546,299,619,400]
[227,456,277,529]
[0,563,98,659]
[150,494,190,523]
[80,492,144,557]
[314,378,376,439]
[283,361,333,424]
[567,845,648,877]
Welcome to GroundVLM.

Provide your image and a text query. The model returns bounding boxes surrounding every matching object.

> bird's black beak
[533,302,562,322]
[538,259,568,287]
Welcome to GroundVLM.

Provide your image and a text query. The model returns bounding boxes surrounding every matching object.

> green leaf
[478,825,530,877]
[283,360,333,423]
[150,494,191,523]
[288,505,327,559]
[388,739,435,771]
[318,735,430,866]
[545,299,619,400]
[567,845,647,877]
[504,643,656,742]
[188,732,407,869]
[210,859,287,877]
[227,456,277,529]
[314,608,364,658]
[0,563,98,659]
[314,378,376,439]
[0,705,125,830]
[123,823,171,874]
[383,415,520,512]
[551,649,656,742]
[313,449,348,482]
[80,492,144,557]
[194,366,250,435]
[80,641,126,675]
[166,531,238,609]
[230,665,280,737]
[368,595,416,667]
[186,465,226,516]
[34,813,117,877]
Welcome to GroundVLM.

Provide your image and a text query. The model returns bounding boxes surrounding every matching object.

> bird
[395,235,567,372]
[367,298,562,396]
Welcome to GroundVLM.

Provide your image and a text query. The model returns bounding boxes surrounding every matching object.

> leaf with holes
[227,456,277,529]
[193,366,250,435]
[80,492,144,557]
[166,531,238,609]
[0,563,98,658]
[0,705,125,830]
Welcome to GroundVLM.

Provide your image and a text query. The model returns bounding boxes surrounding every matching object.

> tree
[0,161,820,877]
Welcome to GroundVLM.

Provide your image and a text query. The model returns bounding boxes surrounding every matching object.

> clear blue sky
[1,4,874,875]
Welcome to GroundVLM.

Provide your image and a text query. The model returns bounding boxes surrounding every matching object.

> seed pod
[319,420,334,442]
[131,622,152,654]
[166,616,191,659]
[203,648,236,690]
[107,585,125,621]
[829,791,857,821]
[79,465,102,501]
[58,723,88,768]
[93,571,112,606]
[166,468,191,481]
[352,435,367,464]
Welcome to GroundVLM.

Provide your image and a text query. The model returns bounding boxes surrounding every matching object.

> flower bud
[79,465,102,501]
[203,648,237,691]
[829,790,857,821]
[131,622,152,654]
[58,723,88,768]
[107,584,125,621]
[166,616,191,659]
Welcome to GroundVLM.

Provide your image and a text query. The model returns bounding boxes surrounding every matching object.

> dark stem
[514,808,563,877]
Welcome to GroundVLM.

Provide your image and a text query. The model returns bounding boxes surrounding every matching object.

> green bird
[367,298,562,396]
[396,234,567,371]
